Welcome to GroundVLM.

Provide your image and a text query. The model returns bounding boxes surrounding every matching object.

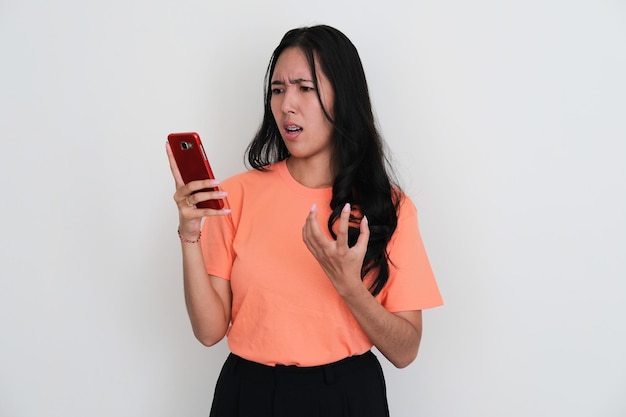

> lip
[282,122,302,141]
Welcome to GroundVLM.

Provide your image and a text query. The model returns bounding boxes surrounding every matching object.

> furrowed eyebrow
[271,78,314,85]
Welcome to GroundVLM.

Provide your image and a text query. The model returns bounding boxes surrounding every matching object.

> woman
[167,25,442,417]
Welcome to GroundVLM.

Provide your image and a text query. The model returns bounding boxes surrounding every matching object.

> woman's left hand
[304,202,422,368]
[302,203,370,296]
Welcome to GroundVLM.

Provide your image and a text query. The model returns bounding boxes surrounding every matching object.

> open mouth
[285,124,302,133]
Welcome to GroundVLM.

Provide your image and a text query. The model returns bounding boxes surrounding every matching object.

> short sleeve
[199,180,241,280]
[375,196,443,311]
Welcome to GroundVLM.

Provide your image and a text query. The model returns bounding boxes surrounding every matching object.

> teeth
[286,126,301,132]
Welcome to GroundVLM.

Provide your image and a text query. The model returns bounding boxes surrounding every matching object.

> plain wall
[1,0,625,416]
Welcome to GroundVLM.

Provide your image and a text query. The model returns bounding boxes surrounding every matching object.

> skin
[303,203,422,368]
[167,46,423,368]
[270,47,336,188]
[166,143,232,345]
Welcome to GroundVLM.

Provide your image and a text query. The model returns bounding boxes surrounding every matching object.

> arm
[166,142,232,346]
[180,243,232,346]
[337,285,422,368]
[302,203,422,368]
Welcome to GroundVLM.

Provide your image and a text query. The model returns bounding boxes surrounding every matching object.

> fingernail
[223,209,232,214]
[311,203,317,212]
[343,203,350,212]
[210,179,221,186]
[218,191,228,197]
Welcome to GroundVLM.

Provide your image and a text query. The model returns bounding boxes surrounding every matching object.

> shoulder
[388,190,421,245]
[217,163,285,223]
[219,163,282,206]
[222,164,280,188]
[392,188,417,218]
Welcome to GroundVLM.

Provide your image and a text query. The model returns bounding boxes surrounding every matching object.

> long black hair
[246,25,401,296]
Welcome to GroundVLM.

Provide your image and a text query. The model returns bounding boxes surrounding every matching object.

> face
[270,47,335,165]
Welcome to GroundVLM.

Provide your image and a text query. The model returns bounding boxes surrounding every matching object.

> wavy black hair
[246,25,401,296]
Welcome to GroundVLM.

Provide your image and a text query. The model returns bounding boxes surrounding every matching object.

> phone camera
[181,141,193,150]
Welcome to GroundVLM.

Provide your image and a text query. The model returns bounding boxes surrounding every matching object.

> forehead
[272,47,318,80]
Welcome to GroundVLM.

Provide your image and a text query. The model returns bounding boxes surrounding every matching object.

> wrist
[335,275,370,299]
[178,228,201,244]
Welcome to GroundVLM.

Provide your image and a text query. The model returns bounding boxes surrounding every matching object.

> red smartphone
[167,132,224,210]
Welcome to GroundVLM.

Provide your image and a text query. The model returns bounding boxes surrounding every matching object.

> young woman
[167,25,442,417]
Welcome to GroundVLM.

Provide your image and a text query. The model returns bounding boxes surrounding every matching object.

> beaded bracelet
[178,228,201,244]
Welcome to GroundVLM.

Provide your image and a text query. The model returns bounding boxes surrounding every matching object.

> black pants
[209,351,390,417]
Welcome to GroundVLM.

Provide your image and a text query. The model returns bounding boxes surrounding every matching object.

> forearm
[341,283,422,368]
[302,205,422,367]
[180,240,230,346]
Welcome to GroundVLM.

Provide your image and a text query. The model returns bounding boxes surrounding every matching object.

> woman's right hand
[166,142,231,239]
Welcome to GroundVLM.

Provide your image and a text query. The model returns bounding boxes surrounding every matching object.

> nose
[280,87,297,114]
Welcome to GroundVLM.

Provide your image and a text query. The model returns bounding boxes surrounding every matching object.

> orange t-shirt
[201,160,442,366]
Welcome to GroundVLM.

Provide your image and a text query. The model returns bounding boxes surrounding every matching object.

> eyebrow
[271,78,314,85]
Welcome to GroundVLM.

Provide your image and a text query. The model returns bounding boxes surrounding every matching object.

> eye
[271,87,284,95]
[300,85,315,92]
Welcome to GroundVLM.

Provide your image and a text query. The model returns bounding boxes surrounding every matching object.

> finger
[173,179,222,208]
[185,178,222,194]
[174,193,199,212]
[353,214,370,252]
[335,203,351,248]
[177,197,231,221]
[183,194,195,207]
[166,142,185,187]
[302,204,326,250]
[196,207,232,217]
[188,189,227,206]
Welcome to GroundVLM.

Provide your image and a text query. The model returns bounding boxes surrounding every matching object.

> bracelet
[178,228,201,244]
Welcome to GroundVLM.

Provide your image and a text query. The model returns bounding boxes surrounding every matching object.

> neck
[285,157,334,189]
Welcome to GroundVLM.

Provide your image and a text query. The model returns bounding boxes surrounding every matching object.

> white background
[1,1,625,416]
